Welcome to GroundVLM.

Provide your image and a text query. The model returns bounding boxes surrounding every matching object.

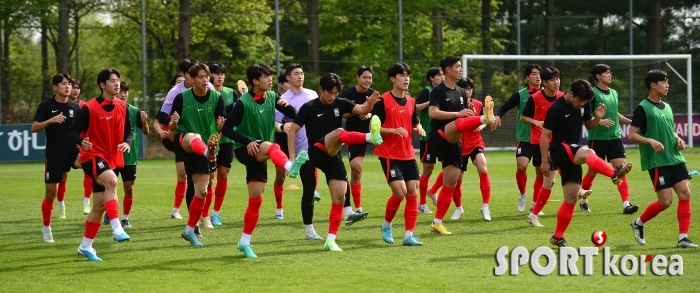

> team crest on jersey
[580,108,584,116]
[460,97,464,105]
[334,108,340,117]
[69,109,74,117]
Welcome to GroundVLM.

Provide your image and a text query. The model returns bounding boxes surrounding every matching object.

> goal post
[461,54,694,148]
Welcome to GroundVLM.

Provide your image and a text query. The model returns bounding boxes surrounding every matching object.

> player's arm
[288,104,309,160]
[494,91,521,125]
[539,127,553,174]
[31,103,63,133]
[221,100,253,145]
[519,98,541,127]
[275,95,297,119]
[415,88,430,112]
[122,109,134,146]
[214,96,226,131]
[371,101,395,135]
[168,94,184,134]
[70,106,90,145]
[617,113,632,124]
[411,104,425,136]
[351,91,380,115]
[583,101,603,130]
[136,108,150,135]
[628,105,664,152]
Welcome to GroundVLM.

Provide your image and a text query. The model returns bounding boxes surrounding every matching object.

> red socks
[452,181,463,207]
[187,196,205,228]
[455,116,482,132]
[338,130,368,145]
[242,197,263,234]
[533,176,543,202]
[618,176,630,202]
[83,174,92,198]
[434,186,455,220]
[350,183,362,209]
[384,194,403,222]
[274,185,284,209]
[329,203,343,235]
[678,199,691,234]
[404,195,418,231]
[267,143,290,169]
[419,175,429,205]
[84,221,101,239]
[554,202,575,238]
[174,181,186,209]
[516,171,527,194]
[531,188,552,215]
[581,173,594,190]
[57,181,66,202]
[123,197,133,216]
[479,173,491,204]
[429,172,444,194]
[41,199,53,226]
[640,201,667,223]
[314,169,319,190]
[103,199,119,221]
[190,137,208,157]
[202,187,213,217]
[585,154,614,178]
[213,178,227,212]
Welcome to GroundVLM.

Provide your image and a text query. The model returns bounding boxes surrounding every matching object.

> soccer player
[580,64,638,214]
[341,66,376,214]
[278,73,290,94]
[272,73,291,219]
[206,63,239,227]
[71,68,133,261]
[428,56,496,235]
[629,69,696,248]
[520,67,565,227]
[68,78,94,214]
[32,73,81,243]
[541,79,632,247]
[112,81,150,228]
[220,63,308,258]
[375,63,424,246]
[415,67,443,213]
[492,64,542,213]
[171,74,185,88]
[168,63,225,246]
[287,72,381,251]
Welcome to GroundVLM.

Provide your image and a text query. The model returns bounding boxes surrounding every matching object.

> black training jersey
[428,82,466,134]
[294,98,356,143]
[542,97,593,145]
[342,86,375,132]
[32,97,81,156]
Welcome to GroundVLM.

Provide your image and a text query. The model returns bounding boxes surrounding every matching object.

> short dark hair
[285,64,303,77]
[524,64,542,77]
[388,63,411,78]
[189,63,210,78]
[591,64,611,82]
[569,79,594,100]
[456,78,474,89]
[644,69,668,90]
[540,67,560,81]
[52,73,72,86]
[356,66,373,77]
[426,67,442,83]
[97,68,120,89]
[319,73,343,92]
[170,74,180,87]
[439,56,460,72]
[278,74,288,84]
[178,58,199,74]
[246,63,273,86]
[210,63,225,74]
[71,79,81,88]
[120,81,129,92]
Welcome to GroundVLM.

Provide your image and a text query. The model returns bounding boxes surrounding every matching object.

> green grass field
[1,149,699,292]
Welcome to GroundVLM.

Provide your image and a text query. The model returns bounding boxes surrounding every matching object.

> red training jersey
[530,90,564,144]
[80,98,126,169]
[461,99,486,155]
[374,92,416,160]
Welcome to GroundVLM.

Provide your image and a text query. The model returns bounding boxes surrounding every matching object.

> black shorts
[419,140,437,164]
[309,141,348,184]
[648,163,691,191]
[516,141,534,159]
[174,133,214,175]
[234,144,268,183]
[460,147,485,172]
[81,157,113,193]
[274,133,290,156]
[217,143,234,169]
[44,146,80,183]
[347,143,367,162]
[531,144,544,167]
[162,138,185,163]
[114,165,137,182]
[549,142,580,186]
[379,157,420,183]
[429,130,462,169]
[589,139,626,162]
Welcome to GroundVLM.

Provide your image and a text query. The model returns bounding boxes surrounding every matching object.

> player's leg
[254,141,308,178]
[78,186,104,261]
[579,140,603,212]
[300,161,321,240]
[400,160,422,245]
[181,171,208,246]
[572,146,632,184]
[235,149,269,258]
[120,166,136,228]
[56,173,67,217]
[610,143,638,214]
[449,164,466,220]
[529,148,545,216]
[419,140,437,212]
[673,176,694,247]
[380,158,407,245]
[94,162,129,242]
[348,144,366,213]
[550,181,579,247]
[171,160,187,219]
[429,133,461,235]
[273,166,286,219]
[474,151,492,221]
[528,163,556,227]
[212,143,233,226]
[515,143,533,213]
[200,169,215,228]
[325,178,349,252]
[82,173,92,214]
[41,174,58,243]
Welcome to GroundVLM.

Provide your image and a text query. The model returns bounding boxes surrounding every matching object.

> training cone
[286,184,300,190]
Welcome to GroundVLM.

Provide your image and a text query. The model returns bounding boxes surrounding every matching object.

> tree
[177,0,191,59]
[544,0,555,56]
[305,0,319,75]
[58,0,70,73]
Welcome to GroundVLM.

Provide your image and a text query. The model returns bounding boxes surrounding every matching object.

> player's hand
[393,127,408,137]
[170,112,180,124]
[649,139,665,152]
[541,161,552,177]
[50,113,66,124]
[360,113,372,120]
[598,118,614,127]
[216,116,225,131]
[474,124,486,132]
[490,116,502,131]
[117,142,130,153]
[81,137,92,150]
[277,99,290,107]
[413,125,426,136]
[677,137,686,150]
[468,100,475,111]
[158,130,168,139]
[595,103,607,119]
[456,109,472,118]
[283,123,292,134]
[247,141,259,157]
[365,91,381,105]
[140,111,148,122]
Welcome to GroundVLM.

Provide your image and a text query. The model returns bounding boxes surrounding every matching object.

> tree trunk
[544,0,555,59]
[1,19,10,118]
[646,1,662,55]
[432,8,443,54]
[480,0,492,95]
[597,15,604,54]
[58,0,70,73]
[177,0,191,59]
[41,19,51,99]
[307,0,319,75]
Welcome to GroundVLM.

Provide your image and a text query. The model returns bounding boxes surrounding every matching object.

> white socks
[305,224,315,235]
[680,234,688,241]
[635,218,644,226]
[365,133,372,142]
[284,161,292,172]
[58,201,65,209]
[110,219,125,235]
[212,210,219,216]
[480,116,486,124]
[185,225,195,234]
[580,198,588,204]
[482,204,489,209]
[405,231,413,239]
[327,234,336,241]
[433,218,442,224]
[623,201,630,208]
[343,206,354,219]
[240,233,252,245]
[80,237,94,250]
[122,214,129,220]
[83,198,90,205]
[382,221,392,228]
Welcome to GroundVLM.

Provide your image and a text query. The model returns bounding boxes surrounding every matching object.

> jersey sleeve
[542,106,559,131]
[275,95,297,119]
[135,108,144,129]
[582,100,593,121]
[33,102,48,122]
[631,105,648,134]
[521,97,535,118]
[428,87,444,107]
[293,103,310,127]
[221,100,253,145]
[71,106,90,145]
[496,92,522,117]
[416,88,430,104]
[340,98,356,115]
[214,96,226,118]
[170,94,183,115]
[371,100,386,123]
[412,104,419,125]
